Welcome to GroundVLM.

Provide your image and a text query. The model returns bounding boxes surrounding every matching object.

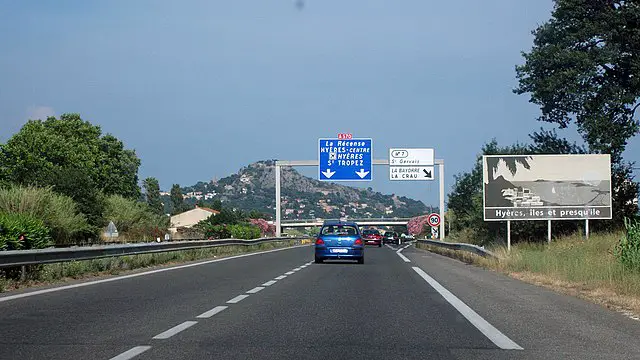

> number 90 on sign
[428,213,441,227]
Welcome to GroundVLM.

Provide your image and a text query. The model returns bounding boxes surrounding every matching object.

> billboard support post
[507,220,511,251]
[547,220,552,244]
[585,219,589,241]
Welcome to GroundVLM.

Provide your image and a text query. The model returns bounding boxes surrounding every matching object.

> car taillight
[354,238,363,245]
[315,238,324,245]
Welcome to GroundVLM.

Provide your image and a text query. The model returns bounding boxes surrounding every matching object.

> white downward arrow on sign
[322,169,336,178]
[355,169,370,178]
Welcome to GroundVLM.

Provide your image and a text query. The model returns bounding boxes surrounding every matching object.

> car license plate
[331,248,348,254]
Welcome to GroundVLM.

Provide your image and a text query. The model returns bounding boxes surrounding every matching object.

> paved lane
[0,245,312,360]
[2,242,640,359]
[136,246,506,360]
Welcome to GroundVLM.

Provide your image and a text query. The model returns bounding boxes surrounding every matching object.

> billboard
[483,154,612,221]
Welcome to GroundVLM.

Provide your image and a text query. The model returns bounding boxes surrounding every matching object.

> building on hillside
[169,206,220,238]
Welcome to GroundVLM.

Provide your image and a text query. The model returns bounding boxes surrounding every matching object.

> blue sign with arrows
[318,138,372,181]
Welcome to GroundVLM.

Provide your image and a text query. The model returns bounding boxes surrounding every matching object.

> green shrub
[103,195,169,241]
[229,224,261,240]
[0,212,51,250]
[0,186,88,244]
[199,224,231,239]
[615,218,640,271]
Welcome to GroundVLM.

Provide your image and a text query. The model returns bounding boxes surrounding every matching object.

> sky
[490,155,611,183]
[1,0,638,208]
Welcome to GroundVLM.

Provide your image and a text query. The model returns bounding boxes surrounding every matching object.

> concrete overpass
[279,218,412,228]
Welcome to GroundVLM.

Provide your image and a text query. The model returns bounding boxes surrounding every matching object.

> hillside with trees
[171,160,432,220]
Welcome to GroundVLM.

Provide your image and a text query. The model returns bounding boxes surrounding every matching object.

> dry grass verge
[417,232,640,319]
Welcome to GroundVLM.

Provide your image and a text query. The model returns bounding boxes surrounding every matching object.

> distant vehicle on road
[383,231,400,245]
[362,228,383,247]
[314,220,364,264]
[401,233,415,240]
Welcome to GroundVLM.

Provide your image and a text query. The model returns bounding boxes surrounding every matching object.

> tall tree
[514,0,640,221]
[143,177,163,215]
[0,114,141,227]
[170,184,185,215]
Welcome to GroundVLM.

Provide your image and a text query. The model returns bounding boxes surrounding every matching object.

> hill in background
[168,160,433,219]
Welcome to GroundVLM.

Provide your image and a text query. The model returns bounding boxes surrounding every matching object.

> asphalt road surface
[1,243,640,360]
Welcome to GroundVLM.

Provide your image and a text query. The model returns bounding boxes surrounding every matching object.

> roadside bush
[103,195,169,241]
[200,224,231,239]
[249,218,275,236]
[407,215,430,237]
[229,224,261,240]
[615,218,640,271]
[0,186,88,244]
[0,212,51,250]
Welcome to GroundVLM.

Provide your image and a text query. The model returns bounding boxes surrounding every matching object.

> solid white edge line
[262,280,277,286]
[411,267,523,350]
[196,305,228,319]
[246,286,265,294]
[227,294,249,304]
[0,244,312,303]
[152,321,198,340]
[285,271,295,275]
[275,275,287,280]
[109,346,152,360]
[292,267,301,271]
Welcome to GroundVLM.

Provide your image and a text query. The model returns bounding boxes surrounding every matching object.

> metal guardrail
[416,239,497,259]
[280,218,413,224]
[0,237,311,268]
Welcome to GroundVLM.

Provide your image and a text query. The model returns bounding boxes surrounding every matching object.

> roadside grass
[417,232,640,317]
[0,239,308,293]
[441,228,478,244]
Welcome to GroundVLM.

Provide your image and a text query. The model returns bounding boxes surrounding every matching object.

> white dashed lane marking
[247,286,265,294]
[396,246,411,263]
[109,346,152,360]
[197,306,228,319]
[152,321,198,340]
[227,295,250,304]
[105,258,315,359]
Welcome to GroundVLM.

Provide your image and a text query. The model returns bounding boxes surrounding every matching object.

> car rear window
[321,225,358,236]
[362,229,379,235]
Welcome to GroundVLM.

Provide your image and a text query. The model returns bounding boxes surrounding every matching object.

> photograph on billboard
[483,154,612,221]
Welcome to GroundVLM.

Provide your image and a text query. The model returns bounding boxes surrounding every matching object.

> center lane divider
[107,260,314,360]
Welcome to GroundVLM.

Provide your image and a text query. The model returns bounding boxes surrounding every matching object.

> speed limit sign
[427,213,441,227]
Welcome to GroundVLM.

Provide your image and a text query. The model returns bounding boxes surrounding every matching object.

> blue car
[314,220,364,264]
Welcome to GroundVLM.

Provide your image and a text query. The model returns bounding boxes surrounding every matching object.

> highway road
[1,243,640,359]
